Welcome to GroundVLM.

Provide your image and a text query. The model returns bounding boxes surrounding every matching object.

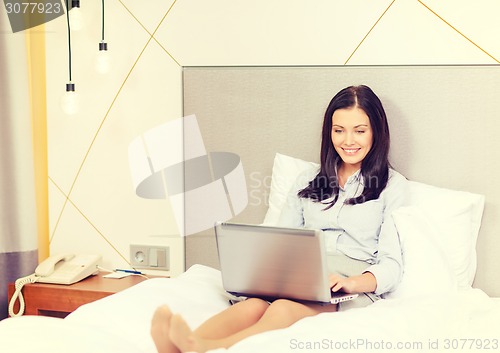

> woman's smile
[342,148,361,155]
[331,107,373,171]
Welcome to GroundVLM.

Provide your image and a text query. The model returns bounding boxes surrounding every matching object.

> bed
[2,66,500,352]
[2,152,500,352]
[1,268,500,353]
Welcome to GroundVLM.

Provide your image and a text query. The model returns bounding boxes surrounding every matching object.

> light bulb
[69,5,84,31]
[96,42,111,74]
[60,83,79,115]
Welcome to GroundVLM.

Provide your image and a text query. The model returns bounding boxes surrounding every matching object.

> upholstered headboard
[182,66,500,297]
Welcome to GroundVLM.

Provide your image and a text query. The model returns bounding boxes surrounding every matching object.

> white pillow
[407,181,485,289]
[262,153,318,225]
[386,206,457,299]
[263,153,485,290]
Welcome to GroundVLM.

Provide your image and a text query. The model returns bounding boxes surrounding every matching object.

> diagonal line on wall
[49,177,133,265]
[417,0,500,64]
[50,38,150,241]
[344,0,397,65]
[119,0,181,66]
[50,1,181,243]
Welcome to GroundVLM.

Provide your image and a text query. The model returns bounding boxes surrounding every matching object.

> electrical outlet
[130,244,170,270]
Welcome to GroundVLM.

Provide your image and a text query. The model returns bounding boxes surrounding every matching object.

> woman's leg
[194,298,270,338]
[151,298,270,353]
[170,299,337,353]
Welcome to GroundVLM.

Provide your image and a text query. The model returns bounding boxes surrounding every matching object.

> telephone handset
[35,253,76,276]
[8,253,101,317]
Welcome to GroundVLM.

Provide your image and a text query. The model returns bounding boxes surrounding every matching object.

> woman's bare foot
[170,314,208,353]
[151,305,179,353]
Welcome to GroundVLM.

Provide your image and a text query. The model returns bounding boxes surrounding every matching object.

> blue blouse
[277,167,409,295]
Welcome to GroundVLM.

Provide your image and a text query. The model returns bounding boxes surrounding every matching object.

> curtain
[0,14,48,319]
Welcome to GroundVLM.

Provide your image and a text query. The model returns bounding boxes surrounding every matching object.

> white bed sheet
[1,264,499,353]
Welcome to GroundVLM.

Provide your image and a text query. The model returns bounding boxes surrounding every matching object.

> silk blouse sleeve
[364,171,408,295]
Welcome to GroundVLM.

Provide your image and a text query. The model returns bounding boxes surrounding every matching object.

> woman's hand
[329,272,377,294]
[329,274,357,293]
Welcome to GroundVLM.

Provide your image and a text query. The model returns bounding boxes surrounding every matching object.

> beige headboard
[183,66,500,297]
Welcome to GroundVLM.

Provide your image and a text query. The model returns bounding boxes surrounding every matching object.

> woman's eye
[334,129,343,133]
[356,130,366,134]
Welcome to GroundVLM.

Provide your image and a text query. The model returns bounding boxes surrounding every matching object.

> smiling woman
[331,107,373,183]
[298,85,392,207]
[283,85,405,300]
[149,85,408,353]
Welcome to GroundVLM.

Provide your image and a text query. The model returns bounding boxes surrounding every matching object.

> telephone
[8,253,101,317]
[35,253,101,285]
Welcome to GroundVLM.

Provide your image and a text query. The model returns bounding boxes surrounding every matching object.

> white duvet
[1,264,499,353]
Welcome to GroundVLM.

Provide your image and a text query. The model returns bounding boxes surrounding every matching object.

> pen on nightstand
[115,269,143,275]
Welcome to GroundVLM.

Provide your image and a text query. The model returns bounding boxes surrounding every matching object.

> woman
[151,85,408,353]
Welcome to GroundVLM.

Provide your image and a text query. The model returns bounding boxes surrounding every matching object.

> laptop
[214,222,358,305]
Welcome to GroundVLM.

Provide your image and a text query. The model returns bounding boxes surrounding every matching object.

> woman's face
[331,107,373,171]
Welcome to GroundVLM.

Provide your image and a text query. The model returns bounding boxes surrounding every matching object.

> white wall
[42,0,499,276]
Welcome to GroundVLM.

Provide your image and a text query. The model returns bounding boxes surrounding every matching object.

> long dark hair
[298,85,390,207]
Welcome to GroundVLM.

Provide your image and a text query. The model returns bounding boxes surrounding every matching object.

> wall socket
[130,244,170,270]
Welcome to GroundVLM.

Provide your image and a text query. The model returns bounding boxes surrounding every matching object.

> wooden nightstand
[7,272,161,318]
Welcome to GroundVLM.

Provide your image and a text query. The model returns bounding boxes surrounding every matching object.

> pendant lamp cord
[101,0,105,42]
[65,0,72,83]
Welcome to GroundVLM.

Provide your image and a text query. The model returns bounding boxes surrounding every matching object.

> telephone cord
[8,274,40,317]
